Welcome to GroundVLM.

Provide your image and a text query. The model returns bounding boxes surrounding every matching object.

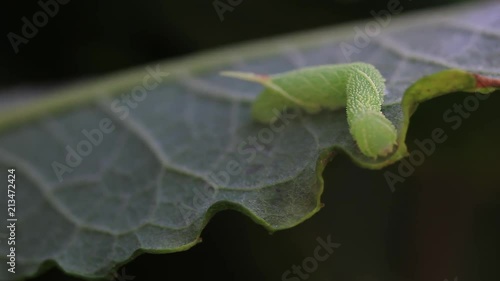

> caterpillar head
[349,112,398,159]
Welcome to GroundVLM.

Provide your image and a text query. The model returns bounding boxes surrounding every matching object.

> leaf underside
[1,1,500,279]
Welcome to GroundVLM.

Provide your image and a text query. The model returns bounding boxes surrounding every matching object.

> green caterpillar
[220,62,398,159]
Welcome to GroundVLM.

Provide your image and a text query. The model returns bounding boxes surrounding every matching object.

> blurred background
[1,0,464,88]
[3,0,499,281]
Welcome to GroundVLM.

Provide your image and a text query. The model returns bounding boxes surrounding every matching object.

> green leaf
[1,1,500,279]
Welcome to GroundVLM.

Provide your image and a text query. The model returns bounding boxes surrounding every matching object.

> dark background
[3,0,500,281]
[1,0,462,87]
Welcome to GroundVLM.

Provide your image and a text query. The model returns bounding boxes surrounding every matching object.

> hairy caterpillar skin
[220,62,398,159]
